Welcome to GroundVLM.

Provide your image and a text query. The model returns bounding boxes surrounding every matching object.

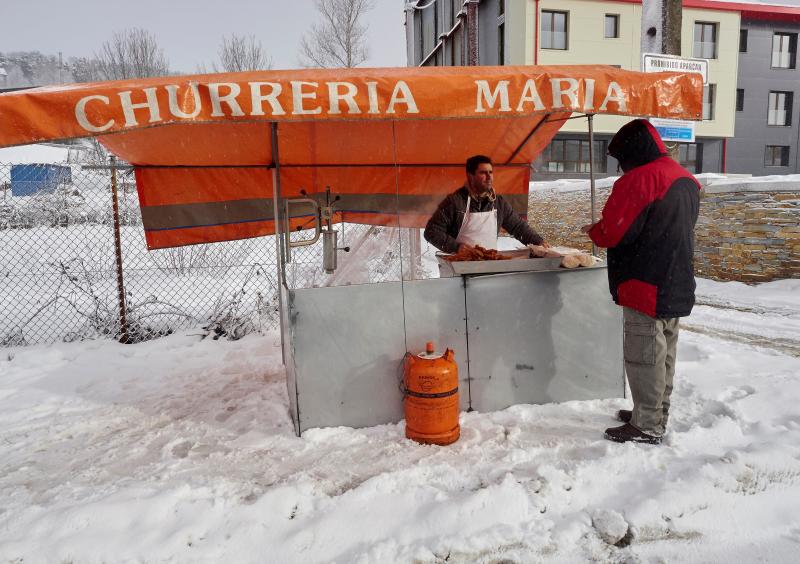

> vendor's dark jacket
[424,187,544,254]
[588,119,700,319]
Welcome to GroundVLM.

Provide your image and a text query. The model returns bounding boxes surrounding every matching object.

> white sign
[642,53,708,84]
[649,117,696,143]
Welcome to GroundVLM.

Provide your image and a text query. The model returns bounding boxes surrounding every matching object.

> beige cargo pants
[623,307,680,437]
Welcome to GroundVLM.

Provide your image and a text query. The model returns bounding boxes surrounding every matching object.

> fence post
[109,155,130,343]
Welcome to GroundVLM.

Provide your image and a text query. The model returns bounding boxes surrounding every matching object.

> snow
[0,143,75,164]
[531,173,800,194]
[2,278,799,562]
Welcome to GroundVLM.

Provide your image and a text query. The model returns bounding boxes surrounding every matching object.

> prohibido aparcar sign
[642,53,709,143]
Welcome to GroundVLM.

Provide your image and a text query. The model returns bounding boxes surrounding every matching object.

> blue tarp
[11,164,72,197]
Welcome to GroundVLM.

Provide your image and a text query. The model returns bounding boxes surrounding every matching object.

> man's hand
[580,223,596,235]
[540,241,551,249]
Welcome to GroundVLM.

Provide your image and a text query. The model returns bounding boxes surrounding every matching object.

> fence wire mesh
[0,161,283,346]
[0,160,422,347]
[0,163,418,346]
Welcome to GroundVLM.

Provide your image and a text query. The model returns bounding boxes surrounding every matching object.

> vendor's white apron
[455,195,498,249]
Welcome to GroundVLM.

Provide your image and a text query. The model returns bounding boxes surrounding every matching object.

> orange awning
[0,65,703,249]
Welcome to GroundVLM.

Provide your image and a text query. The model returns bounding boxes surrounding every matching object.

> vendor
[424,155,549,254]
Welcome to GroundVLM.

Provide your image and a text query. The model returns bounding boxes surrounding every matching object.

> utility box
[10,164,72,197]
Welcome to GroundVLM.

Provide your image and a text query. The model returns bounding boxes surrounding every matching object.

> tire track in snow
[695,297,798,318]
[684,298,800,358]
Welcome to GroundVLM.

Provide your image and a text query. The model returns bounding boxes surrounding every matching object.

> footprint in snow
[170,440,193,459]
[719,385,756,403]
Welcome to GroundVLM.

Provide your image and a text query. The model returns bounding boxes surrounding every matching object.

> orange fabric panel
[392,114,569,165]
[279,167,396,198]
[145,220,276,249]
[134,165,527,212]
[0,66,703,149]
[277,121,397,165]
[276,165,528,199]
[394,166,529,196]
[134,167,273,206]
[135,164,530,248]
[101,115,566,168]
[100,114,567,170]
[103,122,273,166]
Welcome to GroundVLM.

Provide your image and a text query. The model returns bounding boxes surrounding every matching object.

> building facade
[729,12,800,175]
[404,0,800,177]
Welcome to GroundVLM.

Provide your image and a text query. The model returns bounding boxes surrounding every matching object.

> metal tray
[436,249,564,277]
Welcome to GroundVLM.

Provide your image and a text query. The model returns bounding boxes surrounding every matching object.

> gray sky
[1,0,408,72]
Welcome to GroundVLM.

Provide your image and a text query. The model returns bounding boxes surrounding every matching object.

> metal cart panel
[464,267,624,413]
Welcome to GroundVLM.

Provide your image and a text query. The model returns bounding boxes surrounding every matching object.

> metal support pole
[411,228,422,280]
[663,0,683,162]
[109,155,129,343]
[642,0,682,162]
[270,123,287,362]
[588,114,598,257]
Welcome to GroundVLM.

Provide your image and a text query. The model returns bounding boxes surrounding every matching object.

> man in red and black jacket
[583,119,700,445]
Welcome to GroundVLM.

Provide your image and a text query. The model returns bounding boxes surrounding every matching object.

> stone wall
[526,178,800,283]
[695,183,800,282]
[527,184,612,258]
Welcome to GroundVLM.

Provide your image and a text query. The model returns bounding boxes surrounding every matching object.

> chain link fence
[1,160,415,347]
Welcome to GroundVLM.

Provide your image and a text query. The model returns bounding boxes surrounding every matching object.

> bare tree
[95,28,170,80]
[213,34,272,72]
[300,0,375,68]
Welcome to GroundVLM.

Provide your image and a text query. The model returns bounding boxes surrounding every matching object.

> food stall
[0,65,702,435]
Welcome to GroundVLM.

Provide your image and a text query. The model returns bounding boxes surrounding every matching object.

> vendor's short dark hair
[466,154,493,174]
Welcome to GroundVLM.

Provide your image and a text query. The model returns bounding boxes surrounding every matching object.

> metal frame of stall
[271,112,622,436]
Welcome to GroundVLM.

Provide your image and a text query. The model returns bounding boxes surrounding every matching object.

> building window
[772,32,797,69]
[765,145,790,166]
[541,10,568,50]
[736,89,744,112]
[498,0,505,65]
[605,14,619,39]
[740,29,748,53]
[768,91,793,126]
[703,84,715,120]
[540,139,607,173]
[694,22,718,59]
[679,143,703,174]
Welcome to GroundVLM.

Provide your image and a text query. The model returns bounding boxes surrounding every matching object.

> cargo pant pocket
[624,321,657,366]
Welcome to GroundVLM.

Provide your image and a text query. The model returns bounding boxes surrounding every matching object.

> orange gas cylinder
[403,342,460,445]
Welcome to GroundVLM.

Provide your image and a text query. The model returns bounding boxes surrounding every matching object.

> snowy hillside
[1,278,799,563]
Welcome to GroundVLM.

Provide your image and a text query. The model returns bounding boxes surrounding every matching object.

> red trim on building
[600,0,800,22]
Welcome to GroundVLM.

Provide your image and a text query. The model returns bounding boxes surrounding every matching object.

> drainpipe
[722,137,727,173]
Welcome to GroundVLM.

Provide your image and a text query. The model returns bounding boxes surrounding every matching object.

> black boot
[604,423,661,445]
[616,409,632,423]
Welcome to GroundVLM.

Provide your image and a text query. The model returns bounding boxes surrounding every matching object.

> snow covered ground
[1,278,799,563]
[0,143,76,164]
[531,172,800,194]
